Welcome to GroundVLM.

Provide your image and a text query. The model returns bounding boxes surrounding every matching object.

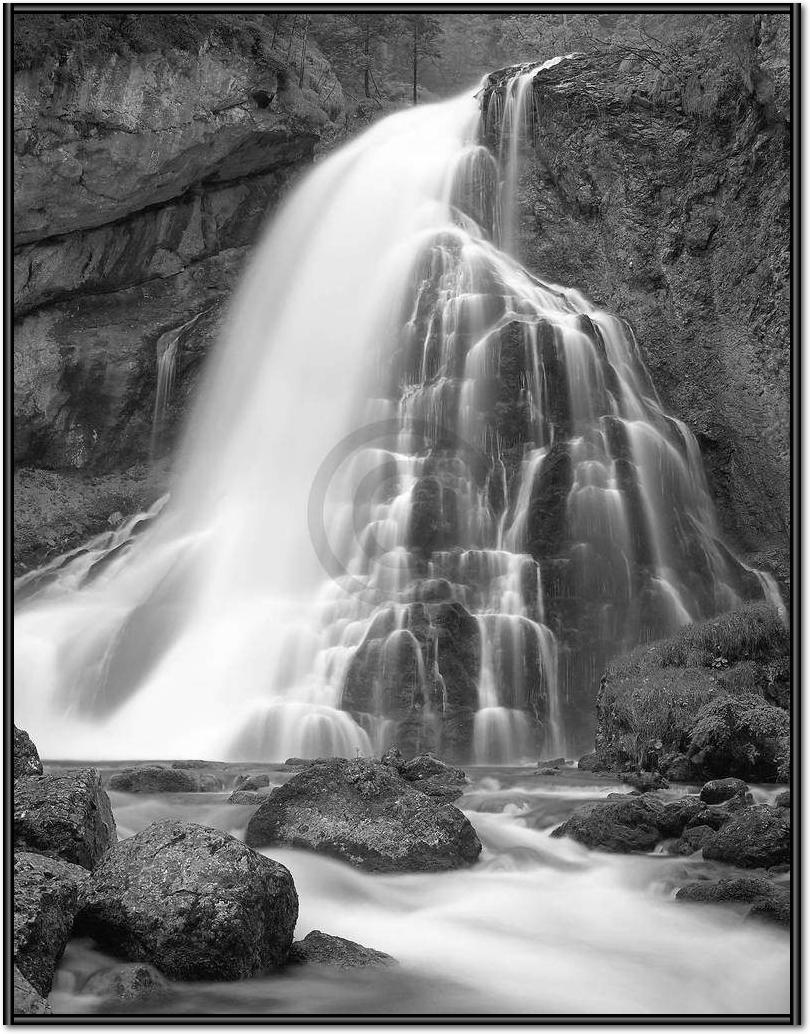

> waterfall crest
[14,59,778,761]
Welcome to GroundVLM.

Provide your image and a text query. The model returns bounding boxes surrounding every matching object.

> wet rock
[538,757,566,768]
[657,795,707,837]
[14,851,87,996]
[288,930,395,969]
[14,768,117,869]
[14,725,43,781]
[775,790,790,808]
[107,766,199,793]
[380,745,406,772]
[672,824,717,856]
[550,793,664,853]
[676,875,789,927]
[13,966,51,1016]
[170,760,212,769]
[747,886,790,927]
[81,963,170,1002]
[703,805,791,868]
[538,768,558,776]
[77,820,298,981]
[398,753,467,800]
[195,773,225,792]
[620,771,669,792]
[700,777,749,804]
[245,758,481,873]
[228,790,265,806]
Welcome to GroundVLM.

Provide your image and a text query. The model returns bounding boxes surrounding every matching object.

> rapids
[48,769,789,1017]
[14,57,780,762]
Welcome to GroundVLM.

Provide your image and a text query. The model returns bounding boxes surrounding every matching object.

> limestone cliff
[13,14,344,570]
[483,13,791,590]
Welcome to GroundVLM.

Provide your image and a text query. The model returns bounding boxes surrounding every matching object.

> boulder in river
[245,757,481,872]
[775,790,790,809]
[82,963,170,1003]
[676,875,789,927]
[14,851,87,996]
[236,773,271,791]
[288,930,395,969]
[672,824,717,856]
[550,793,664,853]
[703,804,791,869]
[106,766,199,793]
[14,725,43,781]
[77,820,297,980]
[395,752,468,800]
[620,770,669,792]
[699,777,749,804]
[14,768,117,869]
[228,789,265,806]
[13,966,51,1016]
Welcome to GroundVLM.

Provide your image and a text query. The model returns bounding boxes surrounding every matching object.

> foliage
[687,692,790,780]
[608,602,788,677]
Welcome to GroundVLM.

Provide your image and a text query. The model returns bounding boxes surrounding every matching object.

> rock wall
[491,13,790,589]
[13,15,344,570]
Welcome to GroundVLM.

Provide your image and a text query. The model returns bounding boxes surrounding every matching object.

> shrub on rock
[703,805,791,868]
[77,820,298,981]
[245,758,481,872]
[107,767,198,793]
[550,793,664,853]
[288,930,395,968]
[687,694,789,782]
[14,851,87,996]
[14,768,116,869]
[14,726,43,781]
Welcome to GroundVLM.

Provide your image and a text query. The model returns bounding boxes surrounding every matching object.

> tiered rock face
[13,14,344,570]
[481,14,790,592]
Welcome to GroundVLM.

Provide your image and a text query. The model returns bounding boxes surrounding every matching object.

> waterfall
[14,59,779,762]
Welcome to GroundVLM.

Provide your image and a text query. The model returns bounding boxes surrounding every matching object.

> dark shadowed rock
[77,820,297,981]
[550,794,664,853]
[14,851,87,996]
[245,758,481,873]
[577,752,611,772]
[14,726,43,781]
[657,795,707,837]
[672,825,717,856]
[288,930,395,969]
[13,966,51,1015]
[657,752,702,784]
[775,790,790,808]
[82,963,170,1002]
[107,766,199,793]
[703,805,791,868]
[700,778,749,804]
[14,768,116,869]
[620,771,669,793]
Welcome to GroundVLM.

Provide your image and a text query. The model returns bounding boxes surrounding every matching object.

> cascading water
[14,58,779,762]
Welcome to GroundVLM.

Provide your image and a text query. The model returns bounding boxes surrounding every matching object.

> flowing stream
[14,58,779,762]
[49,769,789,1016]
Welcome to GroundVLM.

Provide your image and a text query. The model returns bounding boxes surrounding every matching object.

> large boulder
[550,793,664,853]
[14,725,42,781]
[288,930,395,969]
[77,820,298,980]
[106,766,199,793]
[245,758,482,873]
[392,752,468,801]
[699,777,749,804]
[14,768,116,869]
[703,804,791,868]
[13,966,51,1016]
[14,851,87,996]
